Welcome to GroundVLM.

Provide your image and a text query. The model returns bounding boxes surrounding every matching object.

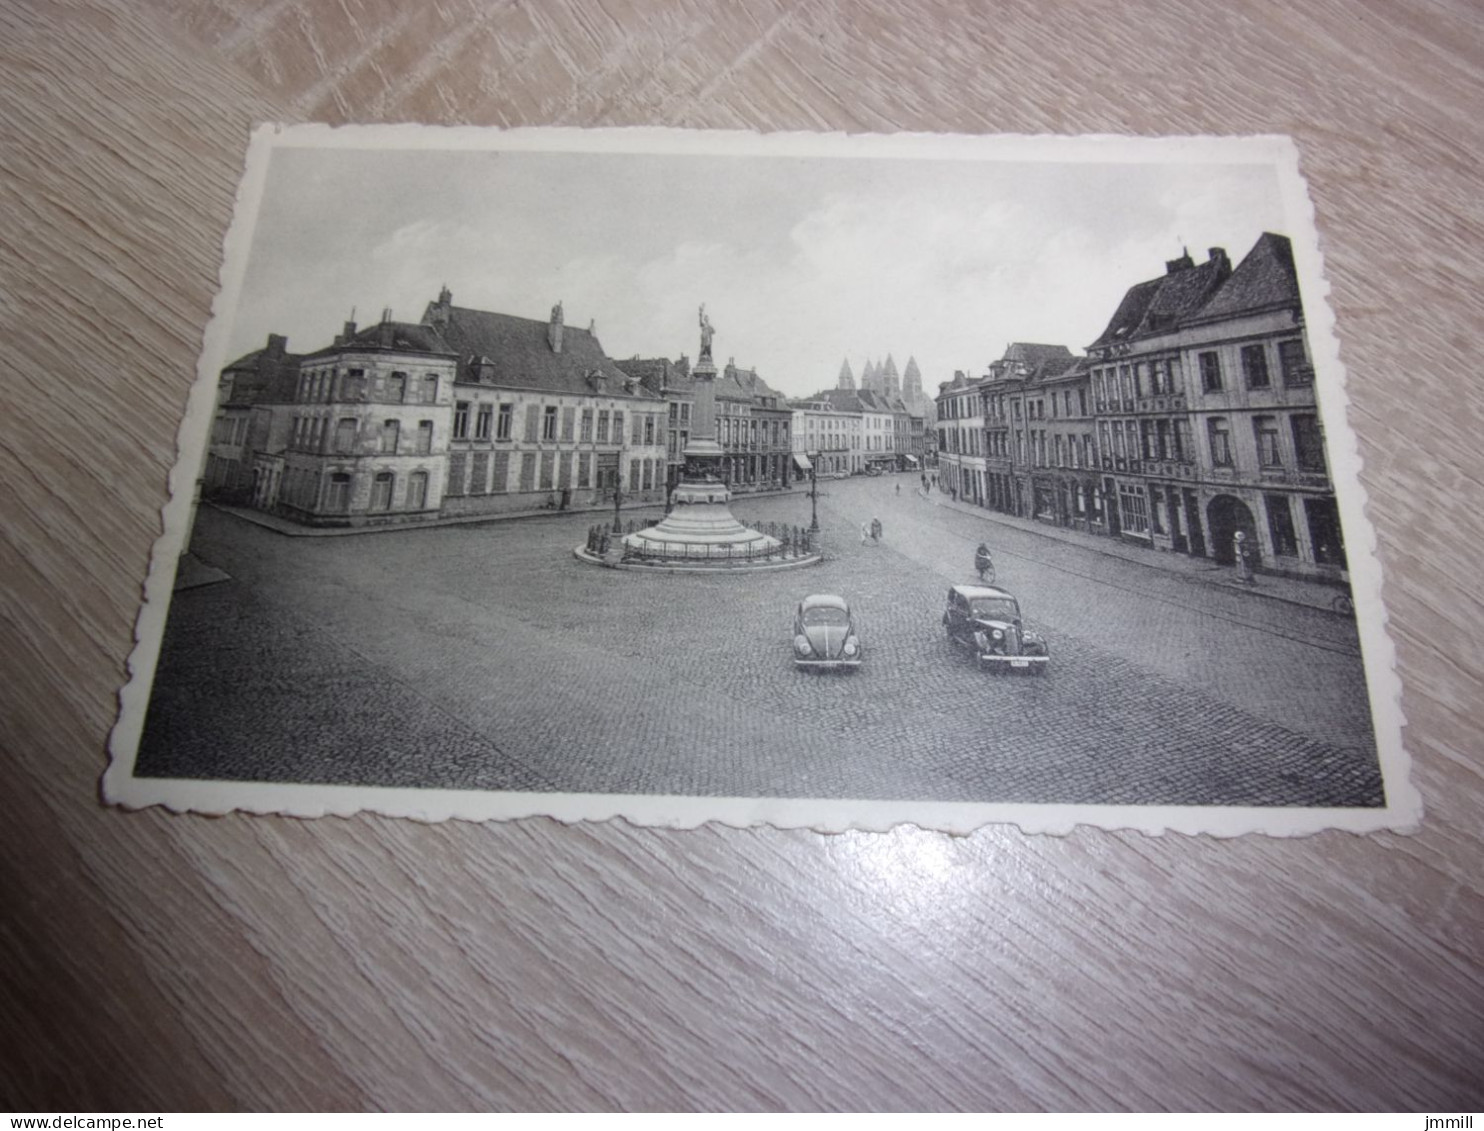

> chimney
[267,333,288,356]
[378,309,394,349]
[548,301,564,353]
[1207,247,1228,270]
[336,320,356,346]
[1165,252,1195,274]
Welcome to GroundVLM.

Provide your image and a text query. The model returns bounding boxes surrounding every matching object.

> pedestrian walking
[870,517,883,544]
[860,521,871,544]
[895,482,901,496]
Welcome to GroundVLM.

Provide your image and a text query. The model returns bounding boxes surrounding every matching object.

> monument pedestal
[621,478,782,563]
[575,312,818,571]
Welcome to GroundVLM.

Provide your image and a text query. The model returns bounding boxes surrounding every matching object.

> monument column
[685,303,723,470]
[581,303,817,570]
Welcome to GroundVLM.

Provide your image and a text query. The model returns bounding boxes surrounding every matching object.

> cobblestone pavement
[135,487,1383,806]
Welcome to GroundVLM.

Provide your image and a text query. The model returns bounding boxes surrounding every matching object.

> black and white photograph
[106,126,1416,835]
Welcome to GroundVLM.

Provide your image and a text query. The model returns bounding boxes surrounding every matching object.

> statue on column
[698,304,715,360]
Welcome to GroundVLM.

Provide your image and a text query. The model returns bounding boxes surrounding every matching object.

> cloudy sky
[227,141,1291,398]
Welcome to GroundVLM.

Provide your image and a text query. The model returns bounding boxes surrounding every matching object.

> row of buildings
[789,381,927,477]
[935,233,1346,581]
[202,290,931,528]
[205,294,673,526]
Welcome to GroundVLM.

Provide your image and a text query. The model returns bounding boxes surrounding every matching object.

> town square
[138,474,1378,805]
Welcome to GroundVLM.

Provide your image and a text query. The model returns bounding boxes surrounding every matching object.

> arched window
[408,471,428,510]
[371,472,394,511]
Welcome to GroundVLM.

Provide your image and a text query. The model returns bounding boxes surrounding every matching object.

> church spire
[837,357,855,390]
[881,354,900,398]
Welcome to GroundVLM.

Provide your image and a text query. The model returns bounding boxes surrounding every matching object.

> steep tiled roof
[1003,342,1074,368]
[1034,354,1080,379]
[719,362,779,402]
[613,357,680,397]
[1090,278,1164,349]
[221,336,303,405]
[1185,233,1300,323]
[613,357,670,383]
[427,304,659,401]
[801,389,865,413]
[800,388,912,415]
[1036,356,1090,385]
[616,354,784,408]
[305,321,455,360]
[224,346,271,372]
[937,370,985,394]
[1090,251,1231,348]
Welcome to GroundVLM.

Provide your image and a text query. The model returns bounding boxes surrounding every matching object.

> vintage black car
[942,584,1049,672]
[792,593,863,671]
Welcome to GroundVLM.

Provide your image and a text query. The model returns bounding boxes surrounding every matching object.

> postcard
[106,125,1419,835]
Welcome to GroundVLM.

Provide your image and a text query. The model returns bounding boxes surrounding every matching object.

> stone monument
[576,306,817,571]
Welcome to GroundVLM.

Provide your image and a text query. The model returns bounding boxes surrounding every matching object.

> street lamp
[613,479,623,533]
[806,450,819,533]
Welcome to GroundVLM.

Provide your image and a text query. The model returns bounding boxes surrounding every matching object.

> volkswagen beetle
[792,594,863,671]
[942,584,1049,672]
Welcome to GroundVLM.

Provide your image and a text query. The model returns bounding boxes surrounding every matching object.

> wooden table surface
[2,0,1481,1111]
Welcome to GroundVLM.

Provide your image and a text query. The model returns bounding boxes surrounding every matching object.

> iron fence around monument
[584,519,818,565]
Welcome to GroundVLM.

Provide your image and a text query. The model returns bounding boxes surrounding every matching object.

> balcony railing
[1140,460,1195,479]
[1259,467,1332,489]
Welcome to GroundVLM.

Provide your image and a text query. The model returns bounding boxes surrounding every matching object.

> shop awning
[792,453,813,472]
[904,455,919,465]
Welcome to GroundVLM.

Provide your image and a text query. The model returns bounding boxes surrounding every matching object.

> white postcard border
[105,124,1420,837]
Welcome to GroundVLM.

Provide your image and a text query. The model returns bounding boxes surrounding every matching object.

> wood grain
[2,0,1481,1111]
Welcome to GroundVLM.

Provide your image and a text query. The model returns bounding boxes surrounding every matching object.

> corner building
[1090,235,1343,580]
[935,370,988,504]
[275,319,458,526]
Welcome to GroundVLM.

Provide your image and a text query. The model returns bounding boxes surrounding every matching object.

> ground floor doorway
[1208,494,1258,565]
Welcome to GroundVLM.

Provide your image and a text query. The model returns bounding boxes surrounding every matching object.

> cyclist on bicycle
[974,542,994,584]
